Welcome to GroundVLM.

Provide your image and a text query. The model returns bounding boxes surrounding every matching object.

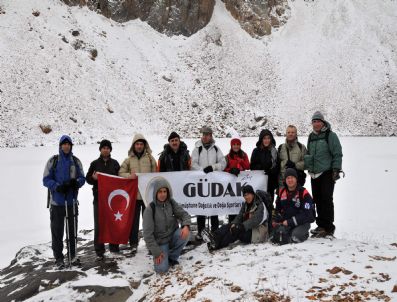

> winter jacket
[191,139,227,171]
[119,134,157,200]
[143,178,191,257]
[278,139,307,185]
[274,187,315,227]
[232,195,268,243]
[158,141,191,172]
[43,135,85,206]
[304,121,343,174]
[86,156,120,202]
[250,130,279,194]
[224,150,250,172]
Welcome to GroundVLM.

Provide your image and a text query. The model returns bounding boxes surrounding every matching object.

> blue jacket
[43,135,85,206]
[275,187,315,227]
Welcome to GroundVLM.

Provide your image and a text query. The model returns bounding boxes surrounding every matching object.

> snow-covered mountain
[0,0,397,147]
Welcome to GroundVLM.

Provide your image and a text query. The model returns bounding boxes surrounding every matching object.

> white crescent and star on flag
[107,189,130,221]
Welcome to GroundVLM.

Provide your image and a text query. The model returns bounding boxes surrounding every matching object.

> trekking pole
[65,199,72,269]
[72,200,78,261]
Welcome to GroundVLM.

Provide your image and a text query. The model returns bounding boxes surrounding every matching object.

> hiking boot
[206,242,216,251]
[70,257,81,266]
[55,258,65,270]
[169,258,179,267]
[130,244,138,254]
[310,227,325,235]
[96,254,105,262]
[195,232,203,241]
[202,229,217,250]
[312,229,334,238]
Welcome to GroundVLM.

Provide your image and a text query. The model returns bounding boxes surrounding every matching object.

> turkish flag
[97,173,138,244]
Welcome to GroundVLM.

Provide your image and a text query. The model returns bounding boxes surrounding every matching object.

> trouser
[311,170,335,233]
[290,223,310,243]
[154,228,189,273]
[228,215,237,224]
[50,204,78,260]
[93,200,119,255]
[129,199,146,246]
[213,223,252,250]
[197,215,219,234]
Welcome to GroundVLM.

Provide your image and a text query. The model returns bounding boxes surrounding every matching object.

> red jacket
[224,151,250,172]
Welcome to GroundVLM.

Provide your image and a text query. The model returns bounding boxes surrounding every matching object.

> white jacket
[191,139,227,171]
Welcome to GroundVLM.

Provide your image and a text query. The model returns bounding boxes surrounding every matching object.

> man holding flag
[86,139,120,260]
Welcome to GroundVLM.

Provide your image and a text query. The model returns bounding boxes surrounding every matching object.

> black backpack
[255,190,274,232]
[271,225,291,245]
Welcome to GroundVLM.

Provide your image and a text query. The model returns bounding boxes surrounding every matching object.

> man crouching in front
[143,177,191,273]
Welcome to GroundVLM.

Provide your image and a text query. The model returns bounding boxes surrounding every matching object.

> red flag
[98,173,138,244]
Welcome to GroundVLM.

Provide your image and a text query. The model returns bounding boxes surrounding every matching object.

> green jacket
[304,122,343,174]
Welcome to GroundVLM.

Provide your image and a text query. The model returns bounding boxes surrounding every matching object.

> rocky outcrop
[222,0,289,36]
[62,0,215,36]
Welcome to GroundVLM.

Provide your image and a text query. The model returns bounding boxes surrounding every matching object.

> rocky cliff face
[222,0,289,36]
[62,0,216,36]
[61,0,288,37]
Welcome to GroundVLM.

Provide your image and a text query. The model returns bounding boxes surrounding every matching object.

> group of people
[43,111,343,272]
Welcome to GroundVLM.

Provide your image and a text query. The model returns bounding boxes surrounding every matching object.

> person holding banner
[86,139,120,260]
[43,135,85,269]
[119,134,157,253]
[191,126,227,241]
[203,185,268,251]
[143,177,191,273]
[250,129,279,202]
[224,137,250,222]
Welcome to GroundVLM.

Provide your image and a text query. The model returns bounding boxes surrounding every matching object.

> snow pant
[213,223,252,250]
[129,199,145,246]
[311,170,335,233]
[228,215,237,224]
[93,200,119,256]
[50,204,78,261]
[290,223,310,243]
[154,228,189,273]
[197,215,219,234]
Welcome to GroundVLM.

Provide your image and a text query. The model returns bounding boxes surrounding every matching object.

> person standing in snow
[250,129,279,202]
[119,134,157,253]
[304,111,343,238]
[278,125,307,188]
[86,139,120,260]
[191,126,227,240]
[272,168,315,244]
[158,132,191,172]
[43,135,85,269]
[203,185,268,251]
[143,177,191,273]
[224,137,250,222]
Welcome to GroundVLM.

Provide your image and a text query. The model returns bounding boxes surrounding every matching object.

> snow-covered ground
[0,136,396,301]
[1,0,397,147]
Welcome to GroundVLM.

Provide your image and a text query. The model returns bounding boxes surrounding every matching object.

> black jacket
[86,156,120,201]
[158,141,190,172]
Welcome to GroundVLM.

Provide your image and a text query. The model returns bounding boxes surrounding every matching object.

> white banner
[137,171,267,216]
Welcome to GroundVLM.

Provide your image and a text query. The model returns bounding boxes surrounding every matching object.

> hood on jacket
[128,133,152,156]
[59,135,73,153]
[256,129,276,148]
[152,177,173,202]
[195,138,215,148]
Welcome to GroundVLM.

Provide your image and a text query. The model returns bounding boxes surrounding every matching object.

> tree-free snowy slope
[1,0,397,147]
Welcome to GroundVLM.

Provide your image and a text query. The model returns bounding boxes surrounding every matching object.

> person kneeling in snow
[143,177,191,273]
[272,168,315,244]
[203,185,268,251]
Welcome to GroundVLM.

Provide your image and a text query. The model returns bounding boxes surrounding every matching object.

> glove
[332,169,341,182]
[203,166,213,173]
[69,178,79,190]
[229,167,240,176]
[231,223,245,236]
[285,160,296,169]
[56,183,69,194]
